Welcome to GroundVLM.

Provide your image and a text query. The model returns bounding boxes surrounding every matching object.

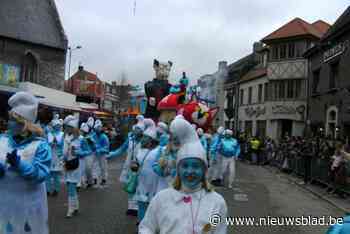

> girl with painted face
[46,114,64,196]
[0,92,51,234]
[134,119,163,223]
[108,115,145,216]
[63,115,82,218]
[139,117,228,234]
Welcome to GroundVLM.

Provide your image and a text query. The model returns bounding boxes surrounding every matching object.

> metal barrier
[268,151,350,195]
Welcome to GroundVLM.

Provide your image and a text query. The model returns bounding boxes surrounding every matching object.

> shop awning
[19,82,81,111]
[93,111,112,117]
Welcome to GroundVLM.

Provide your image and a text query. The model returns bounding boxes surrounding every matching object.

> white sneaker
[228,185,233,189]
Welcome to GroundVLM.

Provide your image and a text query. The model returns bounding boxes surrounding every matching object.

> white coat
[134,147,162,203]
[0,134,51,234]
[139,188,228,234]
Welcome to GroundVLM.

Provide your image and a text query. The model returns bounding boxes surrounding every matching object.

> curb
[264,165,350,214]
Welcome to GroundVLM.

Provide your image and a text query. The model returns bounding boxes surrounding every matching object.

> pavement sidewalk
[264,164,350,214]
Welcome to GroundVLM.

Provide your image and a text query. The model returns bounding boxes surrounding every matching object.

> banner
[0,64,21,87]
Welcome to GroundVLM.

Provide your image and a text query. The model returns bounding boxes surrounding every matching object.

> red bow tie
[183,196,192,203]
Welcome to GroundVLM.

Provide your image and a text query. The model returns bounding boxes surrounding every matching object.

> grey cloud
[55,0,349,86]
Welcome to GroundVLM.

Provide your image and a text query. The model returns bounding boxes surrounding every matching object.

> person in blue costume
[153,116,184,190]
[209,126,225,186]
[197,128,208,151]
[78,123,93,189]
[108,115,145,216]
[326,214,350,234]
[134,119,163,223]
[91,119,110,186]
[46,114,64,196]
[139,117,227,234]
[0,91,51,234]
[217,129,240,189]
[63,115,86,218]
[85,117,96,187]
[157,122,169,148]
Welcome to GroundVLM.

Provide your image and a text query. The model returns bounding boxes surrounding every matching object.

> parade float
[143,59,218,132]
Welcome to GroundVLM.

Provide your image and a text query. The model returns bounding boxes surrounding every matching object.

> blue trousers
[46,171,61,193]
[137,201,149,222]
[67,182,77,198]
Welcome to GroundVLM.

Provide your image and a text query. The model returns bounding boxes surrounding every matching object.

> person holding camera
[0,92,51,234]
[63,115,81,218]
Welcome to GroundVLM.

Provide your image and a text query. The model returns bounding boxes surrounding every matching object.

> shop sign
[323,40,349,63]
[0,63,21,87]
[272,105,296,115]
[245,106,266,118]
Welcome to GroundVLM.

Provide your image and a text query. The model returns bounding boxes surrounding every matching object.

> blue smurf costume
[0,92,52,234]
[139,117,227,234]
[63,115,82,218]
[46,114,64,196]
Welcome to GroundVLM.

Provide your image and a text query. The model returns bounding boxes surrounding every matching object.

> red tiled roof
[262,18,330,42]
[239,68,267,83]
[312,20,331,35]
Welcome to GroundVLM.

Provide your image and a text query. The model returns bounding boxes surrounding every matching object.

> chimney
[78,65,84,71]
[218,61,227,71]
[253,42,263,53]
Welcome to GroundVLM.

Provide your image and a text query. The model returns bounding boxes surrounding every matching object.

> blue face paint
[7,120,24,136]
[178,158,205,190]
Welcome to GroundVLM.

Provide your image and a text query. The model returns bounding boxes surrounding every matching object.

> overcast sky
[55,0,348,86]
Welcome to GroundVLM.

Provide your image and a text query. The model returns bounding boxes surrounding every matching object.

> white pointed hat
[157,122,168,134]
[51,114,61,127]
[80,122,89,133]
[87,117,95,128]
[143,118,158,140]
[170,118,207,167]
[133,115,145,131]
[8,91,38,123]
[217,126,225,134]
[64,115,79,128]
[94,119,103,129]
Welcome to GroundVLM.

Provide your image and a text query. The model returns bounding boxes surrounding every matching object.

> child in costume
[139,117,227,234]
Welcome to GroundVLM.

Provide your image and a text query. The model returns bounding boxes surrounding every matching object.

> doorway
[280,119,293,138]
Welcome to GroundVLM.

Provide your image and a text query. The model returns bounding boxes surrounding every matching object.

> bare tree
[115,71,131,110]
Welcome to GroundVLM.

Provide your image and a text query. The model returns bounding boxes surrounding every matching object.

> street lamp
[68,45,82,80]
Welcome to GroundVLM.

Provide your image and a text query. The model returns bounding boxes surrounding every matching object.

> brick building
[65,66,105,108]
[0,0,68,90]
